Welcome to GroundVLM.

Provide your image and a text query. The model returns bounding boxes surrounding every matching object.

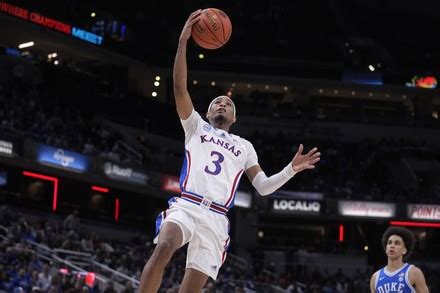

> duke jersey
[375,263,416,293]
[179,109,258,208]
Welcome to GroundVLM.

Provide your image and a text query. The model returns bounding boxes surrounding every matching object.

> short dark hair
[381,226,416,260]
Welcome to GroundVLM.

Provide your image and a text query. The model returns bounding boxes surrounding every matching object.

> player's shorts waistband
[180,191,229,215]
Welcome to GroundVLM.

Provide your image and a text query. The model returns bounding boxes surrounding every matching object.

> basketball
[191,8,232,50]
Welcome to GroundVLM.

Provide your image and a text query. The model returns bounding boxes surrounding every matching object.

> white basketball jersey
[179,109,258,207]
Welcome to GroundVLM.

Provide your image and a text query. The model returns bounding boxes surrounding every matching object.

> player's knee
[155,239,177,260]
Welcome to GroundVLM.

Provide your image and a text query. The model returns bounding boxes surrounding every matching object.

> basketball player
[370,226,429,293]
[139,10,320,292]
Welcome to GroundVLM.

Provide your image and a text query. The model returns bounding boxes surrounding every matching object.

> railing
[228,252,248,270]
[53,248,93,268]
[25,239,139,292]
[92,261,140,288]
[117,140,143,165]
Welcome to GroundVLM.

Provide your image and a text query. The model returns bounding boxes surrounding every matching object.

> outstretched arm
[246,144,320,196]
[173,10,202,120]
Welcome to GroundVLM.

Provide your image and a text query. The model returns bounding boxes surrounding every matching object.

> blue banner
[37,144,89,172]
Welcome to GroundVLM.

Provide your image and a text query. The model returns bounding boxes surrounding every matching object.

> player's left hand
[291,144,320,172]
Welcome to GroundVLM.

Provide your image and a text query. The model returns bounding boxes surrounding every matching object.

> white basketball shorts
[154,196,230,280]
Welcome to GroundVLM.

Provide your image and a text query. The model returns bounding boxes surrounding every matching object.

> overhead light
[18,41,34,49]
[151,91,157,97]
[51,53,58,58]
[283,86,288,91]
[193,80,198,85]
[264,85,269,90]
[154,81,160,86]
[246,84,251,88]
[91,12,96,17]
[368,65,375,72]
[198,53,204,59]
[211,81,216,86]
[155,76,161,81]
[54,60,59,65]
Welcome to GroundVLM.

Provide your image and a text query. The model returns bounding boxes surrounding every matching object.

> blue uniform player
[370,227,429,293]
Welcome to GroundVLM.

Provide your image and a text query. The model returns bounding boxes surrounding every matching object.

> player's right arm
[370,272,377,293]
[173,10,202,120]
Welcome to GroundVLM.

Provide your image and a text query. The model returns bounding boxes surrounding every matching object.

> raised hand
[179,9,202,41]
[291,144,320,173]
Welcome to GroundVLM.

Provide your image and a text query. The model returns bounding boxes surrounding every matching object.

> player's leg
[139,222,183,292]
[178,268,210,293]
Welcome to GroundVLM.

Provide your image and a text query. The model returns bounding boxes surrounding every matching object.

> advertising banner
[37,144,89,172]
[408,204,440,221]
[103,162,148,185]
[271,198,322,215]
[338,201,395,218]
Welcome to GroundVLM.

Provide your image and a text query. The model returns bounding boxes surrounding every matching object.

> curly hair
[381,226,416,260]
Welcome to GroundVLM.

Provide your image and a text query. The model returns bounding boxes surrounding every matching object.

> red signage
[162,176,181,193]
[408,204,440,221]
[0,2,102,45]
[0,2,71,33]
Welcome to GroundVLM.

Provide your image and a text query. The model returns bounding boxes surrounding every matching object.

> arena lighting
[390,221,440,228]
[339,224,344,242]
[114,198,120,221]
[18,41,34,49]
[155,76,161,81]
[368,65,375,72]
[154,81,160,86]
[151,91,157,97]
[90,12,96,18]
[91,186,109,193]
[198,53,204,59]
[22,171,59,211]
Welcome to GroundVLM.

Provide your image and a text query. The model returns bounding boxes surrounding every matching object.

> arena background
[0,0,440,292]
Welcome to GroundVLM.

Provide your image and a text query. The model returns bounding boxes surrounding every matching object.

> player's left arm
[409,266,429,293]
[246,144,320,196]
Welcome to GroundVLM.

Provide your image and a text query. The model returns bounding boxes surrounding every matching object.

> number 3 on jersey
[204,151,225,175]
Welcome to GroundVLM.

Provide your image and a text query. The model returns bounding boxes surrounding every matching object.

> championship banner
[408,204,440,221]
[338,200,395,218]
[103,162,148,185]
[37,144,89,172]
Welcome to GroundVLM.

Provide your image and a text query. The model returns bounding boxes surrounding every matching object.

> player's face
[386,235,407,260]
[207,97,236,124]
